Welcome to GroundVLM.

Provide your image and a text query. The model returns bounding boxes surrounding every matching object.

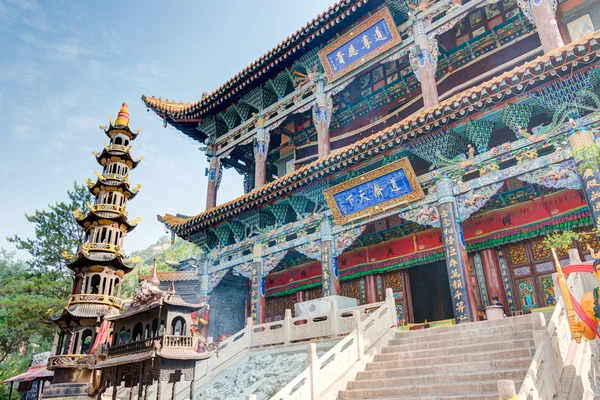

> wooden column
[320,219,340,297]
[436,176,477,323]
[253,117,269,189]
[198,261,210,339]
[206,156,221,210]
[295,290,304,304]
[250,244,266,324]
[411,20,439,109]
[480,249,509,315]
[364,275,378,304]
[528,0,564,53]
[313,78,332,158]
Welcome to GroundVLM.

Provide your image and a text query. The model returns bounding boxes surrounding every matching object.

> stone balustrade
[47,354,88,370]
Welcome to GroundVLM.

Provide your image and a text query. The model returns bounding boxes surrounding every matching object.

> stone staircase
[339,313,548,400]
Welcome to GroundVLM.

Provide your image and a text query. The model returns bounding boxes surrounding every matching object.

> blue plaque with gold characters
[324,158,424,225]
[318,8,401,82]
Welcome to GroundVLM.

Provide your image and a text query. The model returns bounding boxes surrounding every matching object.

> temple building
[42,104,144,399]
[143,0,600,340]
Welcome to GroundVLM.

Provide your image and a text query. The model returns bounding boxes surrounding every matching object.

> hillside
[121,236,202,298]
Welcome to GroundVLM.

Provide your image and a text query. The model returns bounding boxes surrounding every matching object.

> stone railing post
[284,309,292,345]
[353,310,365,361]
[246,395,257,400]
[246,317,253,348]
[385,288,396,327]
[329,299,338,338]
[497,380,516,400]
[308,343,319,400]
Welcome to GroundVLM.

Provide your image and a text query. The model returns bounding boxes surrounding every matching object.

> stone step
[357,357,532,380]
[375,338,535,362]
[366,348,533,371]
[340,393,498,400]
[340,379,523,399]
[393,314,542,340]
[386,326,535,350]
[349,368,526,389]
[391,320,536,346]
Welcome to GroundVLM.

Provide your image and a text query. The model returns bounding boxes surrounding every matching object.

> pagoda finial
[149,258,160,286]
[115,102,130,127]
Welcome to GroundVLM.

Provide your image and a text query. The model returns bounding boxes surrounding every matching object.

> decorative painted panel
[513,266,531,277]
[319,8,401,81]
[498,250,517,314]
[324,158,424,225]
[473,253,489,307]
[536,262,555,274]
[539,275,557,307]
[507,243,529,265]
[516,278,538,311]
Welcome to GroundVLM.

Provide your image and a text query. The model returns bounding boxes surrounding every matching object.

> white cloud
[0,62,47,84]
[11,124,36,140]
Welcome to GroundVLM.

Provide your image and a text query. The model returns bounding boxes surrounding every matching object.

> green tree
[7,182,93,274]
[0,250,68,398]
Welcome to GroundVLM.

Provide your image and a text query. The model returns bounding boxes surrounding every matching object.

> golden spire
[115,102,130,127]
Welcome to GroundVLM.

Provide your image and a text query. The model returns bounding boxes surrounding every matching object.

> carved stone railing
[67,293,123,309]
[163,335,194,348]
[271,289,396,399]
[516,261,597,399]
[107,336,159,356]
[47,354,88,370]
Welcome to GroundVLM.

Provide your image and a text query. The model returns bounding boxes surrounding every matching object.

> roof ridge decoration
[158,31,600,235]
[142,0,371,118]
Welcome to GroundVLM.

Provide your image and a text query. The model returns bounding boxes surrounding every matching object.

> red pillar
[365,275,378,304]
[295,290,304,304]
[206,156,220,210]
[481,249,509,315]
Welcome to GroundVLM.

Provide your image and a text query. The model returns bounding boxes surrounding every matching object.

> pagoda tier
[45,103,143,400]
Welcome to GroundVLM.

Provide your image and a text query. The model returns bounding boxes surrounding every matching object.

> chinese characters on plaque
[324,158,424,225]
[318,8,401,81]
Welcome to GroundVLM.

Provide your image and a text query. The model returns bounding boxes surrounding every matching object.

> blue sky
[0,0,331,256]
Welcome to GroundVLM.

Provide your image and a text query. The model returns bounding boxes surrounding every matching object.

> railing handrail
[107,335,161,356]
[67,293,123,308]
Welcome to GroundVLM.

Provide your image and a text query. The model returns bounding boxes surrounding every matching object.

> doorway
[408,261,454,323]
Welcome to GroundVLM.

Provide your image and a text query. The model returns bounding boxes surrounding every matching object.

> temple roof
[138,271,198,282]
[158,32,600,237]
[142,0,378,126]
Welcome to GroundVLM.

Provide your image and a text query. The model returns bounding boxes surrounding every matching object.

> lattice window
[540,275,557,307]
[578,229,600,252]
[384,270,403,291]
[265,298,276,317]
[284,294,295,314]
[307,287,321,300]
[273,297,284,315]
[348,279,360,300]
[530,237,551,261]
[507,243,528,265]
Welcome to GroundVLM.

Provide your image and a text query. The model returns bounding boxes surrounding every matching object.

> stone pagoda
[43,103,143,399]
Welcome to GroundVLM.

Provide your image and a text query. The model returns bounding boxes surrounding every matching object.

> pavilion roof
[138,271,198,282]
[141,0,377,122]
[158,31,600,238]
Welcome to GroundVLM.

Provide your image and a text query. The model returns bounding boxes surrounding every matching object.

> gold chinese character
[594,203,600,212]
[448,247,457,257]
[455,301,465,313]
[443,219,451,227]
[446,236,455,246]
[450,269,460,279]
[440,209,449,218]
[444,227,454,236]
[449,259,458,268]
[373,183,384,198]
[359,189,370,203]
[453,291,463,300]
[348,44,359,57]
[346,194,354,206]
[374,26,387,41]
[361,34,372,49]
[587,179,599,190]
[452,280,463,290]
[583,168,595,179]
[389,178,402,192]
[336,51,345,65]
[591,191,600,202]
